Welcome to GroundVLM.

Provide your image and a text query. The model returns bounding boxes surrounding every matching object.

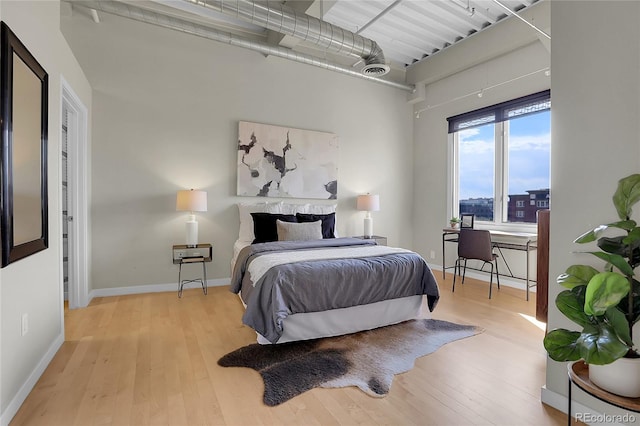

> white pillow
[280,203,309,215]
[237,201,282,242]
[305,203,337,214]
[277,220,323,241]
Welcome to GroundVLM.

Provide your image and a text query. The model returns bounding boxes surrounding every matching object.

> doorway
[61,78,89,309]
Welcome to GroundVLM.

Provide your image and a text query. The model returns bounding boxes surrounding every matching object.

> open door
[61,79,89,309]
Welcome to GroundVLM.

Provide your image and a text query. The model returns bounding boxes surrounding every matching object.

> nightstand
[352,235,387,246]
[172,243,212,298]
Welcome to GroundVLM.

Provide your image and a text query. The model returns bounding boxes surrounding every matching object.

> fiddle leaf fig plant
[544,174,640,365]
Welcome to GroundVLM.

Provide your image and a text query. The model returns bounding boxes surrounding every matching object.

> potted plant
[450,217,461,229]
[543,174,640,397]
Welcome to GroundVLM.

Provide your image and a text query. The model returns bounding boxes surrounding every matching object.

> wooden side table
[568,361,640,425]
[172,244,212,298]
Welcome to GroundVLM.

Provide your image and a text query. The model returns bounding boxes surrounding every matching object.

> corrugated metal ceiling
[322,0,540,68]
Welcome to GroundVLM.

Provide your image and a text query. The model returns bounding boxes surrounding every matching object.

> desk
[442,228,537,300]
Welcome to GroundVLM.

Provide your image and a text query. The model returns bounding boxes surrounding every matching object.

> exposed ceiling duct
[69,1,412,91]
[190,0,390,76]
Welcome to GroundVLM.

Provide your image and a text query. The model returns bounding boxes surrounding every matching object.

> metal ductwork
[191,0,390,76]
[69,1,413,91]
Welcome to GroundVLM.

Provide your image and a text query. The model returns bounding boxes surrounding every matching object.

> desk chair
[453,229,500,298]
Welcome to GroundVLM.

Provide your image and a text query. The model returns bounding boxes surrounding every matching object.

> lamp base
[186,215,198,247]
[363,215,373,238]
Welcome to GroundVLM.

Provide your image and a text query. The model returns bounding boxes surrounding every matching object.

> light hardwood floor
[11,273,567,425]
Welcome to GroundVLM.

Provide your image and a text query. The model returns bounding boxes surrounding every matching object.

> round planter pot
[589,357,640,398]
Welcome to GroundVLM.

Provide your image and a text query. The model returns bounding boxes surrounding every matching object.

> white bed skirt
[254,294,428,344]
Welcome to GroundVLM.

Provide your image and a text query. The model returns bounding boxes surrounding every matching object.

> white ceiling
[72,0,545,82]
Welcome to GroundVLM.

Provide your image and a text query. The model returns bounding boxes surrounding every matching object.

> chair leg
[489,263,493,299]
[453,258,458,292]
[462,259,468,284]
[495,258,500,289]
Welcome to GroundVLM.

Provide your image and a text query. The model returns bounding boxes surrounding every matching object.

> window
[449,90,550,226]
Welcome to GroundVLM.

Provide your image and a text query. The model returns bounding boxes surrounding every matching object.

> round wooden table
[568,361,640,425]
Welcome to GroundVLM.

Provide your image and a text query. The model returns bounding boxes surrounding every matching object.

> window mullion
[501,121,509,223]
[494,123,504,224]
[449,132,459,220]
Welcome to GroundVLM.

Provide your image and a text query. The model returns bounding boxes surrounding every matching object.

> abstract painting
[237,121,338,199]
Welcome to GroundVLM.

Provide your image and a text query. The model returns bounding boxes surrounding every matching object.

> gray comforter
[230,238,440,343]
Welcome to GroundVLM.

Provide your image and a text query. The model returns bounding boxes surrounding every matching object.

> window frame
[447,90,550,232]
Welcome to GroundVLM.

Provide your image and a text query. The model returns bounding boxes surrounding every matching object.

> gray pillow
[276,219,323,241]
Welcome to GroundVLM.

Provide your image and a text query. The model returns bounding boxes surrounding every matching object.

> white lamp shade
[356,194,380,212]
[176,189,207,212]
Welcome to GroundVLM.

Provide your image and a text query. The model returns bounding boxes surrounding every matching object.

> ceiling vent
[362,63,390,76]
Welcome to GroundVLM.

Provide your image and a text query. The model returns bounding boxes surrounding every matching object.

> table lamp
[357,194,380,238]
[176,189,207,247]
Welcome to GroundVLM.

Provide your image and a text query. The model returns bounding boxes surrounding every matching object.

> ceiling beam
[355,0,402,35]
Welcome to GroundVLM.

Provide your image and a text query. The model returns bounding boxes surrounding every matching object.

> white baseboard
[0,333,64,426]
[541,385,631,426]
[89,277,231,300]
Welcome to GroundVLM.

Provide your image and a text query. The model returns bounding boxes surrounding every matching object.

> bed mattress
[231,238,439,343]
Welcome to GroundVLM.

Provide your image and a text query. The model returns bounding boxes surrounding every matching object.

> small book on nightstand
[352,235,387,245]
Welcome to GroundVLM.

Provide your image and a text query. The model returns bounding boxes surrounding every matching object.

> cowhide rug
[218,318,483,406]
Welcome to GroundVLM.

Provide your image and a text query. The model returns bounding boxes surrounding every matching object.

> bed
[231,201,440,344]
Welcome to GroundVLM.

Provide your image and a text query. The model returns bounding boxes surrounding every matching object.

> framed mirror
[1,22,48,267]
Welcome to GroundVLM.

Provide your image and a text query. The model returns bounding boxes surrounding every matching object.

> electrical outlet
[21,313,28,336]
[429,250,436,259]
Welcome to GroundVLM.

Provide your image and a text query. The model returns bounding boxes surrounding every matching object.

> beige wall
[0,0,92,423]
[61,10,414,291]
[545,1,640,419]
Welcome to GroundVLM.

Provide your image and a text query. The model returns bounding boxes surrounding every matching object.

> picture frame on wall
[236,121,338,200]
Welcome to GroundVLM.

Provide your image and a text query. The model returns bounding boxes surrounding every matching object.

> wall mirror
[1,22,48,267]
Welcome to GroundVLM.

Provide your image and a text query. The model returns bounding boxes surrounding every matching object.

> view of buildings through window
[456,108,550,224]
